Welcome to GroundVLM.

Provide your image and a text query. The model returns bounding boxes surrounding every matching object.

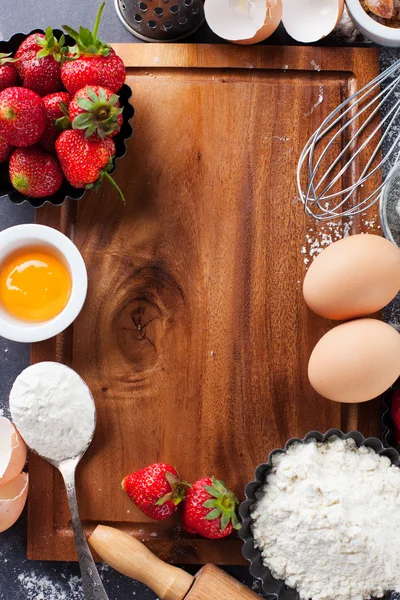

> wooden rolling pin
[89,525,261,600]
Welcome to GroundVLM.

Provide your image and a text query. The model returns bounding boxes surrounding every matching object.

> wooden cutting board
[28,44,382,564]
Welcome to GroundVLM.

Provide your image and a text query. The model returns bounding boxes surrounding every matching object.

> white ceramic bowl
[0,224,87,343]
[346,0,400,46]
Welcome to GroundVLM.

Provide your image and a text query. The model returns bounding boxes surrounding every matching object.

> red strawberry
[15,34,44,59]
[391,388,400,445]
[69,86,123,140]
[9,147,63,198]
[61,3,126,95]
[15,29,67,65]
[55,129,124,200]
[0,135,12,163]
[0,54,18,92]
[39,91,71,152]
[15,28,66,96]
[121,463,190,521]
[0,87,46,147]
[182,477,240,539]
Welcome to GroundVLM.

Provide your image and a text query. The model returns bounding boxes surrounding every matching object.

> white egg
[0,472,28,533]
[281,0,344,43]
[205,0,282,45]
[0,417,26,488]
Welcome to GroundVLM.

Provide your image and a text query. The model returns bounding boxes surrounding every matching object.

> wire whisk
[297,59,400,221]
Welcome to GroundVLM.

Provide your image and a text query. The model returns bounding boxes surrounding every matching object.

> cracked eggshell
[282,0,344,43]
[0,472,28,533]
[205,0,282,45]
[0,417,26,488]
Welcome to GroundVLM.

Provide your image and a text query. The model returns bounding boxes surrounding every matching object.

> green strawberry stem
[72,86,122,139]
[0,53,17,65]
[203,477,241,532]
[156,472,192,507]
[93,2,105,45]
[36,27,67,63]
[103,171,125,203]
[63,2,110,57]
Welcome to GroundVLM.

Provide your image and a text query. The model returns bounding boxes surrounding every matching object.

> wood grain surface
[29,44,381,564]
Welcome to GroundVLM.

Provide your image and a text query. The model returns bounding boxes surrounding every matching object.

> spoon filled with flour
[10,361,110,600]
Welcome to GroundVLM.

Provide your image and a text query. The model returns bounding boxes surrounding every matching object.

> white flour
[9,362,95,462]
[15,565,113,600]
[17,573,81,600]
[252,438,400,600]
[300,215,380,269]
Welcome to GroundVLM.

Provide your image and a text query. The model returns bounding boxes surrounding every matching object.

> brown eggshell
[205,0,282,45]
[281,0,344,43]
[0,472,28,533]
[308,319,400,404]
[233,0,282,45]
[303,235,400,320]
[0,417,27,488]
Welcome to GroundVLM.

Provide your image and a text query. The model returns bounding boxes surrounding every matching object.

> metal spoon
[49,450,110,600]
[10,362,109,600]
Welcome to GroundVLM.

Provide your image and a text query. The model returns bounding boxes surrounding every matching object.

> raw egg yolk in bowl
[0,249,71,322]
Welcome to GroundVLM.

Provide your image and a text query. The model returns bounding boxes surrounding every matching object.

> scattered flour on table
[15,565,145,600]
[310,60,321,72]
[252,438,400,600]
[301,215,380,268]
[301,219,353,267]
[304,85,324,117]
[17,572,82,600]
[265,135,291,143]
[333,7,361,43]
[9,362,95,462]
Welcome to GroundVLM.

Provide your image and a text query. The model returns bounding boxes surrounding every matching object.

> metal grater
[114,0,205,42]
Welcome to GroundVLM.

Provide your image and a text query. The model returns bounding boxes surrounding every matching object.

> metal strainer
[114,0,205,41]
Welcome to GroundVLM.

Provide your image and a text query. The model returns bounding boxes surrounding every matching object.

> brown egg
[303,235,400,320]
[308,319,400,403]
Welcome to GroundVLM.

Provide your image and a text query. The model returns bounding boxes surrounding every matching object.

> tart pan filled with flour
[239,430,400,600]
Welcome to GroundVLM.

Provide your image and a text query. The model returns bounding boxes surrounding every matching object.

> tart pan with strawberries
[0,23,133,208]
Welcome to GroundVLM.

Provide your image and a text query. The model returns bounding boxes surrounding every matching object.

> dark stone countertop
[0,1,399,598]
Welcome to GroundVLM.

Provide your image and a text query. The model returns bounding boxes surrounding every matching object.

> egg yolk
[0,251,71,322]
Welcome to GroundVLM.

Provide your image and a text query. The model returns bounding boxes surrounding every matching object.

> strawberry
[182,477,240,539]
[0,87,46,147]
[391,388,400,445]
[122,463,190,521]
[15,28,66,96]
[0,54,18,92]
[69,86,123,140]
[55,129,124,200]
[61,3,126,95]
[9,147,63,198]
[39,91,71,152]
[15,34,45,58]
[0,135,12,163]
